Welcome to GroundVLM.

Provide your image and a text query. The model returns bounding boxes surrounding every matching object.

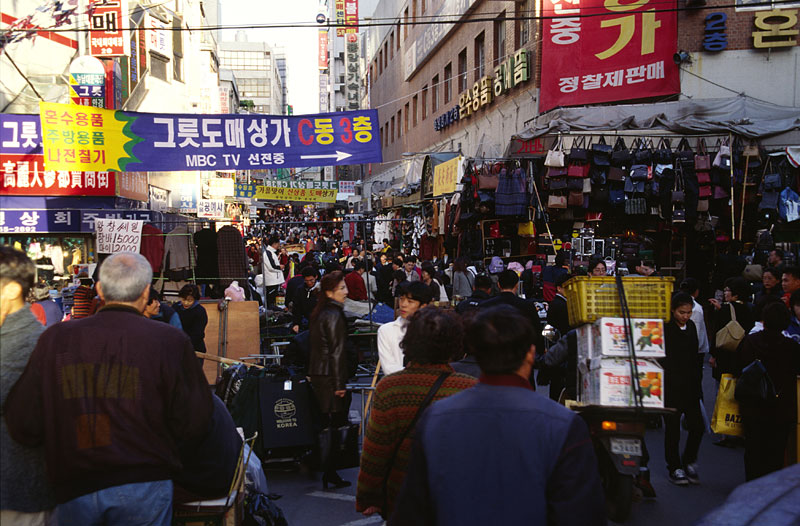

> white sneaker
[685,463,700,484]
[669,468,689,486]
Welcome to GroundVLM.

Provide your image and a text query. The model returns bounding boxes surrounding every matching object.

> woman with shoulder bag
[709,277,755,379]
[735,302,800,480]
[451,256,475,300]
[356,309,477,519]
[309,271,352,489]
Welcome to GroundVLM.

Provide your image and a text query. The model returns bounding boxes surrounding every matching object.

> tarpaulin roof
[514,96,800,141]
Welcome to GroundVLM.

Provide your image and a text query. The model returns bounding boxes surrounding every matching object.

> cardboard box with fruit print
[579,358,664,408]
[580,317,666,359]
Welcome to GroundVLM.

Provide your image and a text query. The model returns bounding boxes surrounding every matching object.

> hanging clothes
[194,228,219,285]
[438,198,447,235]
[163,225,197,270]
[495,167,529,216]
[217,225,248,289]
[139,224,165,273]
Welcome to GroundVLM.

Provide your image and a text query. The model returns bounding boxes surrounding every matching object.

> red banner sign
[0,154,116,195]
[337,0,358,37]
[318,30,328,70]
[540,0,680,112]
[117,171,148,201]
[89,0,128,57]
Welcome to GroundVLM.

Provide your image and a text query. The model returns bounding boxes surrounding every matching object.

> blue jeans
[56,480,172,526]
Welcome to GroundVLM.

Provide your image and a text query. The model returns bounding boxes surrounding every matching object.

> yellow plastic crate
[563,276,675,326]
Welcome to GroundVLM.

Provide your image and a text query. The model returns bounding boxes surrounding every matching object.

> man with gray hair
[5,252,213,525]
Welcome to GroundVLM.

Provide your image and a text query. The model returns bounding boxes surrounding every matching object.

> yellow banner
[254,185,337,203]
[433,156,461,196]
[39,102,129,172]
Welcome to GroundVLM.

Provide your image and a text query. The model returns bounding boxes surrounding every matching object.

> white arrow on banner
[300,151,352,162]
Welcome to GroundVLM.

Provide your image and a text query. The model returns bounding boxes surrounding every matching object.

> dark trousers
[321,409,350,477]
[265,284,280,307]
[744,418,790,481]
[664,399,704,472]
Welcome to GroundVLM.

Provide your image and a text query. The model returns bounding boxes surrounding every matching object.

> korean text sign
[433,156,461,196]
[539,0,680,111]
[1,114,116,196]
[95,218,143,254]
[252,180,339,203]
[89,0,130,57]
[38,102,383,172]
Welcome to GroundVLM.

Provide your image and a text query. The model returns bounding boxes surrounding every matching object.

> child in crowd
[175,284,208,356]
[660,292,704,486]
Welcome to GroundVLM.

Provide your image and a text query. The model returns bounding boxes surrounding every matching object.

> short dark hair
[383,238,389,244]
[555,273,572,288]
[474,274,493,291]
[554,251,567,267]
[787,289,800,309]
[467,305,534,375]
[671,291,694,311]
[301,266,318,278]
[0,246,36,297]
[679,277,699,295]
[406,255,417,264]
[352,259,365,271]
[392,257,403,267]
[783,266,800,280]
[178,284,200,300]
[267,236,280,246]
[589,257,607,274]
[762,267,781,281]
[762,302,791,332]
[627,257,642,273]
[770,248,784,259]
[393,269,407,282]
[401,308,463,364]
[753,294,782,321]
[724,276,751,301]
[148,286,162,305]
[497,269,519,290]
[399,281,433,305]
[420,262,436,278]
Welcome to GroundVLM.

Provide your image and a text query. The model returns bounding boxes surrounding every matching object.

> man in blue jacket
[390,305,606,526]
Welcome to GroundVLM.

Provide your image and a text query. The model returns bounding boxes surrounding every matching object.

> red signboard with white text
[1,155,116,196]
[539,0,680,112]
[89,0,130,57]
[318,30,329,70]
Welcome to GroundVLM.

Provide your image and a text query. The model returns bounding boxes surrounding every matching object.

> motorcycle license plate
[610,438,641,456]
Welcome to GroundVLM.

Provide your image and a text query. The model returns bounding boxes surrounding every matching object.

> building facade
[219,33,284,115]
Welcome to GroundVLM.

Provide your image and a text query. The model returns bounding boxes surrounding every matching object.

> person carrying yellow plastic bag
[710,374,743,436]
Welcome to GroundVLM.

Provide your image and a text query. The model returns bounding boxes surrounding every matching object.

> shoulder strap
[729,302,737,323]
[381,371,451,510]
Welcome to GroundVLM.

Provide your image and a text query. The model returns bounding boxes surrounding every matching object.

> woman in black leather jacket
[309,270,352,489]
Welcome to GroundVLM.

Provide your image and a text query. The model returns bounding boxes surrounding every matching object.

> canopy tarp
[514,96,800,141]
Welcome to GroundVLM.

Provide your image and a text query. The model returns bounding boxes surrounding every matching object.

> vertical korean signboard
[318,30,329,69]
[539,0,679,112]
[69,56,107,107]
[344,34,361,111]
[89,0,130,57]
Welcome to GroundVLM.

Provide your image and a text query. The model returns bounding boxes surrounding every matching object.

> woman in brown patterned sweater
[356,308,477,519]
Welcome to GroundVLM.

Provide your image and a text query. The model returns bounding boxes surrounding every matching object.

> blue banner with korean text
[38,102,382,172]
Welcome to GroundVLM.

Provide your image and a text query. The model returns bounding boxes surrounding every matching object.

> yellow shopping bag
[710,374,743,436]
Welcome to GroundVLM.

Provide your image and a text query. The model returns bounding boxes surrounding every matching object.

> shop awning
[513,96,800,142]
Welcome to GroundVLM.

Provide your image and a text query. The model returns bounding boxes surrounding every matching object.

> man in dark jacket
[390,306,605,526]
[546,273,572,336]
[455,275,493,315]
[291,266,319,333]
[480,270,543,340]
[5,252,213,525]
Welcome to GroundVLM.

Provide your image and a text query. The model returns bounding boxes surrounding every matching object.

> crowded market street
[2,0,800,524]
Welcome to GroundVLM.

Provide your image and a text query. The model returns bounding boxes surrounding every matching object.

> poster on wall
[95,218,143,253]
[539,0,680,112]
[38,102,382,172]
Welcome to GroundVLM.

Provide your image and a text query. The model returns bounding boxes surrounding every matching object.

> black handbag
[735,359,778,407]
[611,137,632,167]
[570,136,589,163]
[654,138,673,165]
[549,177,568,190]
[675,137,694,163]
[259,377,316,450]
[632,138,653,165]
[591,137,612,166]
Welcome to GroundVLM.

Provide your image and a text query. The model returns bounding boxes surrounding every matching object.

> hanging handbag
[697,199,709,212]
[625,197,647,215]
[654,138,673,165]
[567,177,585,191]
[633,138,654,165]
[695,138,712,171]
[568,162,590,178]
[762,173,782,191]
[698,185,712,198]
[697,171,711,185]
[713,185,729,200]
[675,137,695,163]
[570,136,589,162]
[582,177,592,193]
[546,166,569,178]
[608,166,626,182]
[478,165,499,190]
[629,164,649,181]
[518,221,536,237]
[548,194,568,209]
[549,177,568,190]
[568,190,585,207]
[671,166,685,203]
[672,207,686,224]
[590,166,608,185]
[715,303,746,352]
[545,137,565,167]
[609,186,625,206]
[743,142,760,158]
[611,136,632,167]
[713,139,731,169]
[380,372,450,519]
[591,137,612,166]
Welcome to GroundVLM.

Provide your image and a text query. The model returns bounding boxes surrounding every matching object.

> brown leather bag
[568,191,585,207]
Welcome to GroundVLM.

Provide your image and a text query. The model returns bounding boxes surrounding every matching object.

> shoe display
[668,468,689,486]
[685,463,700,484]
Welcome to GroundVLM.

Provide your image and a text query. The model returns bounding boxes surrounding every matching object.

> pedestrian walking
[357,309,476,520]
[377,282,432,375]
[5,252,213,525]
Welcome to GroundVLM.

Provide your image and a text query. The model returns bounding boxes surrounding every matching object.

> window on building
[494,12,506,67]
[379,49,383,74]
[458,48,467,92]
[374,58,379,79]
[421,0,426,14]
[431,75,439,113]
[736,0,800,10]
[412,0,417,21]
[474,32,485,81]
[150,52,169,81]
[516,0,531,47]
[173,15,183,81]
[384,42,388,69]
[404,7,409,39]
[390,32,394,59]
[404,102,410,133]
[397,22,401,49]
[397,110,402,138]
[412,95,418,127]
[421,84,428,120]
[391,116,395,142]
[444,63,452,103]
